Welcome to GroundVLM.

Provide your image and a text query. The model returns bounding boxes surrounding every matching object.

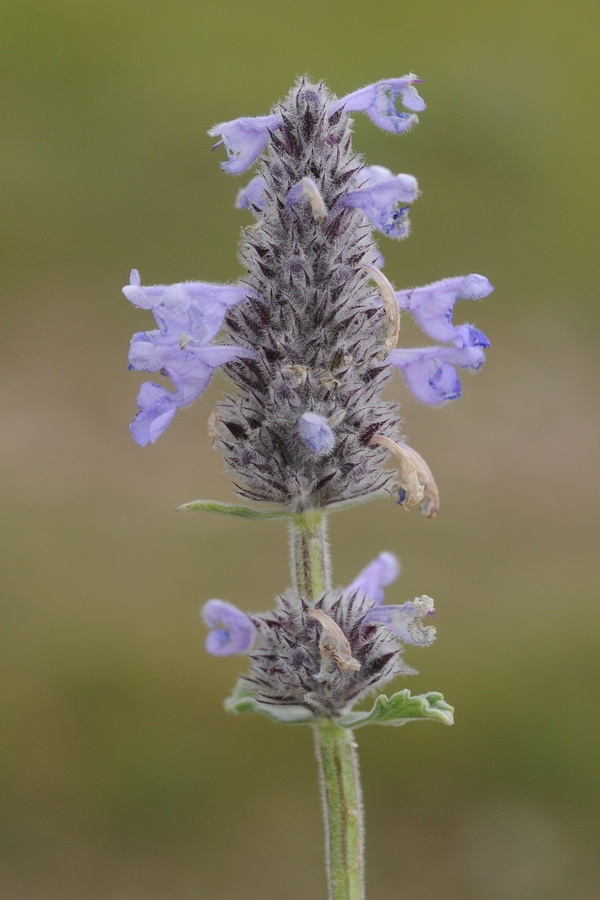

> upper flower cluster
[124,76,491,512]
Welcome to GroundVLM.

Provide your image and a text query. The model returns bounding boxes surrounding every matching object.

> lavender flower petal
[298,412,335,454]
[123,272,252,342]
[362,165,395,186]
[388,345,486,405]
[396,274,493,348]
[235,175,267,214]
[362,595,436,645]
[208,114,283,174]
[345,552,401,607]
[130,382,177,446]
[202,599,255,656]
[339,173,418,238]
[129,335,256,445]
[330,76,425,134]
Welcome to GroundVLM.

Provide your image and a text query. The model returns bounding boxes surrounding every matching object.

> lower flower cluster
[203,552,435,719]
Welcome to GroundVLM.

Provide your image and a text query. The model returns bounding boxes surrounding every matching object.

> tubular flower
[395,274,493,347]
[235,174,267,214]
[209,114,283,174]
[329,75,426,133]
[124,270,256,445]
[338,168,418,238]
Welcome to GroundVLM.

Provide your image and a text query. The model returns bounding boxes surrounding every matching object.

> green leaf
[177,499,292,519]
[337,689,454,729]
[178,490,392,520]
[224,686,315,725]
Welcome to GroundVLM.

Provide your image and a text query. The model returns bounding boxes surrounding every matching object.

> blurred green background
[1,1,599,897]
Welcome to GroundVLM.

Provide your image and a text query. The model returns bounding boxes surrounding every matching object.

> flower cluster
[203,552,435,719]
[124,75,492,511]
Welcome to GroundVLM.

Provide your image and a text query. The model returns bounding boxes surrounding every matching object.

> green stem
[290,512,365,897]
[314,720,365,900]
[289,510,331,603]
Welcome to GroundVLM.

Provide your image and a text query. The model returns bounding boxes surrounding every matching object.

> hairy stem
[289,511,331,603]
[314,720,365,900]
[290,513,365,897]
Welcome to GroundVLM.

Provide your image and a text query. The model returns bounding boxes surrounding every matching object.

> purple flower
[387,345,486,405]
[361,595,436,646]
[235,175,267,214]
[396,274,493,348]
[202,599,255,656]
[298,412,335,454]
[330,76,425,134]
[124,271,256,445]
[123,270,251,341]
[344,552,401,606]
[339,169,418,239]
[208,114,283,174]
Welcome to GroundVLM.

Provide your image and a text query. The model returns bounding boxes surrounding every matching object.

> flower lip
[388,345,486,405]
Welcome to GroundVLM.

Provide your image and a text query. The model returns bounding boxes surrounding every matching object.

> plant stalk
[289,510,331,603]
[314,720,365,900]
[290,512,365,898]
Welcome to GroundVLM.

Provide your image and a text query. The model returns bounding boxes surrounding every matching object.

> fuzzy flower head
[125,75,491,511]
[202,552,436,720]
